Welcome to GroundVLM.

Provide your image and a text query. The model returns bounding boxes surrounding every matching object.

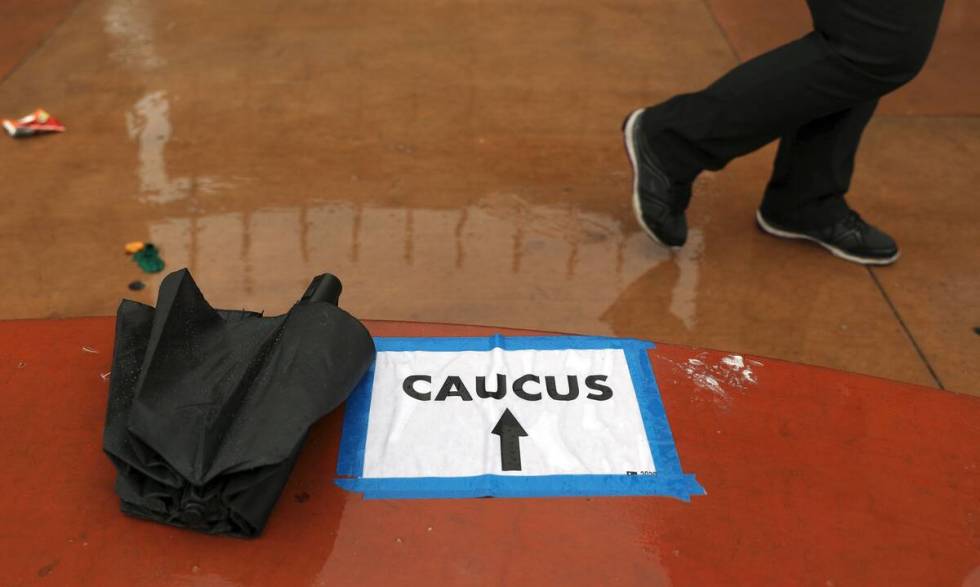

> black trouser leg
[638,0,944,202]
[760,99,877,228]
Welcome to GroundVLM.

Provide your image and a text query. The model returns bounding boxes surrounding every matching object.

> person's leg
[636,0,944,185]
[625,0,943,252]
[759,99,877,229]
[752,98,900,264]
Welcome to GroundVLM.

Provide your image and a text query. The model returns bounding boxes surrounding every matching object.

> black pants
[640,0,945,227]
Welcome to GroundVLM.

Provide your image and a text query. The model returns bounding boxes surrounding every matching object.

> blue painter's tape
[336,334,705,501]
[336,473,704,501]
[335,360,376,478]
[372,335,653,353]
[625,343,684,476]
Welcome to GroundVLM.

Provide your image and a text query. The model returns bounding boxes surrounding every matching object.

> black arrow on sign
[491,408,528,471]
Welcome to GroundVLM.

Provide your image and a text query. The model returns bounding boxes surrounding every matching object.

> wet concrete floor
[1,0,977,393]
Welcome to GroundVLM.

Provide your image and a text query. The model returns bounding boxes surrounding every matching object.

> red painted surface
[0,317,977,586]
[0,0,80,81]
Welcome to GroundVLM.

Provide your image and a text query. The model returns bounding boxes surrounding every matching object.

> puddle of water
[105,3,233,205]
[126,91,231,204]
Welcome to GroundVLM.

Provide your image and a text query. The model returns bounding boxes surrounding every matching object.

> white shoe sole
[755,209,900,266]
[624,108,680,251]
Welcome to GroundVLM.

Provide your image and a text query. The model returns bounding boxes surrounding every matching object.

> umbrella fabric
[103,269,375,537]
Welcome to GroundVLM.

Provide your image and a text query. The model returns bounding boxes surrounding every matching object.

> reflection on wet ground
[144,195,704,336]
[127,91,232,204]
[103,0,164,71]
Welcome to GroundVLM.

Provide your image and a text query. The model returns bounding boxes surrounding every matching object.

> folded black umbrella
[103,269,375,537]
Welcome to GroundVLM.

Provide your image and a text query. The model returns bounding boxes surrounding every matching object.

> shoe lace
[840,211,867,231]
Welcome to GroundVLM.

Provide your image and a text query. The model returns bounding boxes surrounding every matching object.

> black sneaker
[623,108,690,248]
[755,208,900,265]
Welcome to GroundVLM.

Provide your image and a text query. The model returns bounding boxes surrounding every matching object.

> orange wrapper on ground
[2,109,65,138]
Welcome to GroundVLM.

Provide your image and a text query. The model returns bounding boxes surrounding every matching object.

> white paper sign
[360,347,656,478]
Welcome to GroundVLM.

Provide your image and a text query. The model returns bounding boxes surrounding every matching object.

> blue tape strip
[624,343,684,476]
[336,334,705,501]
[373,334,654,352]
[336,361,376,477]
[336,473,704,501]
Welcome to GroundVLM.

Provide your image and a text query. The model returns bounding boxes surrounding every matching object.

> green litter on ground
[132,244,165,273]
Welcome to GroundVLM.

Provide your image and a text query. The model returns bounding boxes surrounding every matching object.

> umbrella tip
[301,274,342,306]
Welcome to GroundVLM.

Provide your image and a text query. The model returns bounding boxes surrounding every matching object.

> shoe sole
[623,108,680,250]
[755,209,900,266]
